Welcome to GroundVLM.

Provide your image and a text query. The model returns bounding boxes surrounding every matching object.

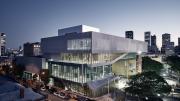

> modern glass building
[41,25,147,97]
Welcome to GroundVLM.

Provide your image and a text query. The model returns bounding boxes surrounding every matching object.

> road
[47,94,67,101]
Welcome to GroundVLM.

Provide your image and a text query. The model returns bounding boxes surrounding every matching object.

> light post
[172,87,174,99]
[108,78,109,95]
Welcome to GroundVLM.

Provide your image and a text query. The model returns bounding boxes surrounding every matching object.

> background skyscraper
[162,33,170,46]
[175,37,180,55]
[144,32,151,46]
[144,31,151,53]
[166,42,175,55]
[161,33,170,54]
[144,32,159,54]
[150,35,158,53]
[0,33,6,56]
[151,35,156,46]
[161,33,175,55]
[125,31,133,39]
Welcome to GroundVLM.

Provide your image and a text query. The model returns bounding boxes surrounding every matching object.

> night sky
[0,0,180,48]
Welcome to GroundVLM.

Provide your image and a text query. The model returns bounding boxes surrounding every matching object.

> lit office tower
[161,33,170,54]
[151,35,156,46]
[144,31,151,46]
[165,42,174,55]
[175,37,180,55]
[125,31,133,39]
[151,35,158,53]
[23,42,41,56]
[0,33,6,56]
[144,31,151,52]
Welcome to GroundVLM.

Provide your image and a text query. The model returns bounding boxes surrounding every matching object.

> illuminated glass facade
[49,62,112,83]
[41,28,147,98]
[48,52,136,97]
[59,53,123,64]
[67,38,91,50]
[49,61,113,97]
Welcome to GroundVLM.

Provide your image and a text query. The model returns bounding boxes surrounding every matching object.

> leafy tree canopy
[142,57,163,74]
[125,71,171,97]
[166,56,180,72]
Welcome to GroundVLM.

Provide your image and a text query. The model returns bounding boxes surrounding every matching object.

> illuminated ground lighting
[138,51,142,55]
[157,94,160,97]
[115,79,128,89]
[165,79,178,86]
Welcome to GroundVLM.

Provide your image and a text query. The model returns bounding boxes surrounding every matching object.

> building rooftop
[58,25,100,36]
[0,76,44,101]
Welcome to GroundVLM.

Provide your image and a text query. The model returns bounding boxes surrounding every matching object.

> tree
[125,71,171,97]
[142,57,163,74]
[13,58,25,78]
[14,64,25,78]
[166,56,180,72]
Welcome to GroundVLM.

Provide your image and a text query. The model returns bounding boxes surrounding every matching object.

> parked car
[58,92,66,99]
[77,95,89,101]
[49,87,57,94]
[53,92,59,96]
[140,97,163,101]
[40,86,46,91]
[64,94,71,100]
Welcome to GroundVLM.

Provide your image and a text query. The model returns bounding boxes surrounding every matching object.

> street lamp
[108,78,109,95]
[138,51,142,55]
[172,88,174,98]
[10,65,13,68]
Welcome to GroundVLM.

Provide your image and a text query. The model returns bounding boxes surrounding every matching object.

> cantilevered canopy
[87,75,119,91]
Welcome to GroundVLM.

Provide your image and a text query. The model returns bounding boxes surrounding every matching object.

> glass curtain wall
[59,53,124,64]
[60,53,92,64]
[67,38,91,50]
[50,62,112,83]
[49,52,129,98]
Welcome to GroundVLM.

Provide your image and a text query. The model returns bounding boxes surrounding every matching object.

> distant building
[150,35,158,54]
[144,31,151,47]
[175,46,180,55]
[161,33,170,54]
[14,56,47,79]
[0,33,6,56]
[165,42,174,56]
[161,33,174,55]
[0,76,44,101]
[162,33,170,46]
[175,37,180,55]
[125,31,133,39]
[151,35,156,46]
[144,31,151,53]
[23,42,41,57]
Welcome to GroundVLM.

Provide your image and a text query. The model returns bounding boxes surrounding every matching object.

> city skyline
[0,0,180,48]
[0,1,180,100]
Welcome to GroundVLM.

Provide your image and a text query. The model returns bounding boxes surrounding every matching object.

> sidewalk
[95,94,113,101]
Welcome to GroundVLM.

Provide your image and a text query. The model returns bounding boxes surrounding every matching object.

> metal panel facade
[41,32,92,54]
[41,32,147,55]
[91,32,147,53]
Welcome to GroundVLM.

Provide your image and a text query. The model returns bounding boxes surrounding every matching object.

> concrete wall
[15,56,46,74]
